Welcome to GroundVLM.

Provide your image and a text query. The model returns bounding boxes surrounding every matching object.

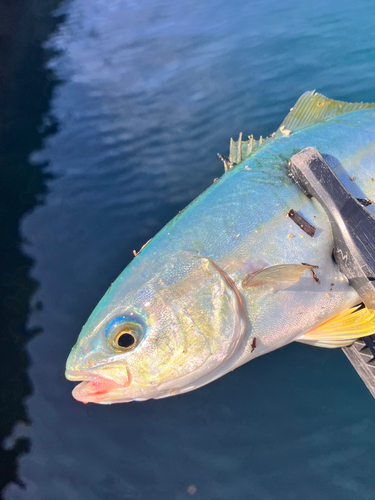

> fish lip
[65,369,94,382]
[66,366,133,403]
[68,370,163,404]
[65,364,132,382]
[71,374,130,403]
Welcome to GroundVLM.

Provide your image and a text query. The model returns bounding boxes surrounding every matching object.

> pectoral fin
[242,263,319,291]
[297,305,375,348]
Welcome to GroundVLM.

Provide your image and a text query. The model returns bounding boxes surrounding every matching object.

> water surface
[3,0,375,498]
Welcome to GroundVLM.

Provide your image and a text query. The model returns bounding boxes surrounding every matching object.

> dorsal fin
[275,90,375,138]
[228,134,272,166]
[226,91,375,170]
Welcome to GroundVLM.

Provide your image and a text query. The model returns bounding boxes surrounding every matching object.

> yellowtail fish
[66,91,375,404]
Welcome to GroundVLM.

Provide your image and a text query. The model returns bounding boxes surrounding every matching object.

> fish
[66,91,375,404]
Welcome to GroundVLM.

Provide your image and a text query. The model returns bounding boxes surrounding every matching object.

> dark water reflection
[0,0,63,496]
[3,0,375,499]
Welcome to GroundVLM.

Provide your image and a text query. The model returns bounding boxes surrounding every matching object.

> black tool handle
[289,147,375,310]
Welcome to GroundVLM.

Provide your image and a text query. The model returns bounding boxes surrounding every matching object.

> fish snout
[66,340,120,381]
[66,340,133,403]
[65,337,103,374]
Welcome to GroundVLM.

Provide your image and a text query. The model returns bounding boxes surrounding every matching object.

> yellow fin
[297,305,375,348]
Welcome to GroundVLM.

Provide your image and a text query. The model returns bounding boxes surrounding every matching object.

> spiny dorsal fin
[276,90,375,138]
[228,134,272,167]
[297,305,375,348]
[226,91,375,170]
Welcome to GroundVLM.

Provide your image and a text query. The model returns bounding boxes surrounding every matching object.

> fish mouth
[66,369,182,404]
[66,369,132,404]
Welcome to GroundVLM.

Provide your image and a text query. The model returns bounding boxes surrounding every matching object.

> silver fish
[66,91,375,404]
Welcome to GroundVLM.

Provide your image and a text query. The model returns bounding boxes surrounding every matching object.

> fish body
[66,92,375,404]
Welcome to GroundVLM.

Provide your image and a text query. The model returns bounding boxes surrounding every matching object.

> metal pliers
[289,147,375,398]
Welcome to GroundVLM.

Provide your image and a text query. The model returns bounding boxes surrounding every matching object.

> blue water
[2,0,375,498]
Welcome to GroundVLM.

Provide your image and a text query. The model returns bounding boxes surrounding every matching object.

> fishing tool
[289,147,375,398]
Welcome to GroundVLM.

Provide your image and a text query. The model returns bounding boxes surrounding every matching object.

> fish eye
[105,315,145,352]
[115,332,136,349]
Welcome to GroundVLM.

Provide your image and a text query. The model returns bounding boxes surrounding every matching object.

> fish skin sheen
[66,92,375,404]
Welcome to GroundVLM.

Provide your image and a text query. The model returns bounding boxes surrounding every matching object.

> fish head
[66,251,247,404]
